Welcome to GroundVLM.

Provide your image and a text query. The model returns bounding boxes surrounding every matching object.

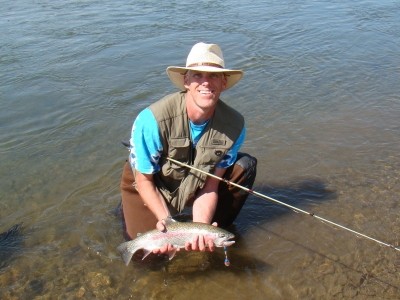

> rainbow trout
[117,220,235,266]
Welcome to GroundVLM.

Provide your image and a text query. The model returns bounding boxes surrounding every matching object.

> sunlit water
[1,0,399,299]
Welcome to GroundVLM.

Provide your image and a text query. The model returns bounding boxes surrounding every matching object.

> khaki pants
[120,153,257,240]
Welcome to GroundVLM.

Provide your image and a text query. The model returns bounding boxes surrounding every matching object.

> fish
[117,220,235,266]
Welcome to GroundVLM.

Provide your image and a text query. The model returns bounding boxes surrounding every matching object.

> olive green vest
[149,91,244,212]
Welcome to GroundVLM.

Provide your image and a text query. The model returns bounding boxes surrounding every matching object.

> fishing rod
[166,157,400,252]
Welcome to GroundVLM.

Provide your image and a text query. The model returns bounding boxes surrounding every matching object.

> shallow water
[1,0,399,299]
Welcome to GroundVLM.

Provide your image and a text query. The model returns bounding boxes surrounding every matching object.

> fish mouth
[222,240,235,247]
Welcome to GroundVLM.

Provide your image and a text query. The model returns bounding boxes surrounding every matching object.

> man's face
[184,71,227,110]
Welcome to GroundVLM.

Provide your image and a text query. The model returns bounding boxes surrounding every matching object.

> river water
[1,0,399,299]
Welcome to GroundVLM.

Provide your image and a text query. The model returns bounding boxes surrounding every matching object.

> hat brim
[166,66,243,91]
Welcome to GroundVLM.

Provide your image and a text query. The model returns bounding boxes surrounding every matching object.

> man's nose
[200,74,212,84]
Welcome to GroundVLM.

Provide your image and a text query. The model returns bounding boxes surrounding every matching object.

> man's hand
[184,222,218,252]
[152,221,219,255]
[156,218,168,232]
[152,218,179,256]
[152,243,178,256]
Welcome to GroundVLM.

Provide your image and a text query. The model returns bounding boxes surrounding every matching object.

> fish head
[214,231,235,247]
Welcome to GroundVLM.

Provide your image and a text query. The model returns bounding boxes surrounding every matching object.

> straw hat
[166,42,243,91]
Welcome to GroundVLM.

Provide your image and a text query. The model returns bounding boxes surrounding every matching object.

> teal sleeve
[216,127,246,168]
[129,108,163,174]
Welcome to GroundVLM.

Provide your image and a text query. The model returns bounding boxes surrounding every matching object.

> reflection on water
[1,0,400,298]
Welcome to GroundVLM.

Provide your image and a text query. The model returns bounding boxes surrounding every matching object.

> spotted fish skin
[117,220,235,266]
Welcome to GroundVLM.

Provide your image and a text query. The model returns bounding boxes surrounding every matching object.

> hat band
[187,62,223,68]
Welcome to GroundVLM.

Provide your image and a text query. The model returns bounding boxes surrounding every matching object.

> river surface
[1,0,399,299]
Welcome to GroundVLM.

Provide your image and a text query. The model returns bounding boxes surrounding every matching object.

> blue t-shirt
[129,108,245,174]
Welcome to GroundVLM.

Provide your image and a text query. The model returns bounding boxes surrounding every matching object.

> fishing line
[166,157,400,253]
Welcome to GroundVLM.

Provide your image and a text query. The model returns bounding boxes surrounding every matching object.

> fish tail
[117,242,135,266]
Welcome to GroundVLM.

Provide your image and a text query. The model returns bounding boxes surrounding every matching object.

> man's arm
[135,171,178,256]
[135,171,170,223]
[184,167,226,251]
[192,167,226,223]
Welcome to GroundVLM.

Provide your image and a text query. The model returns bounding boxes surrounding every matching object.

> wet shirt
[129,108,246,174]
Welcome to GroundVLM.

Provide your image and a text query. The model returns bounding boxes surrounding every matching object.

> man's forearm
[192,191,218,223]
[192,167,226,224]
[135,172,170,221]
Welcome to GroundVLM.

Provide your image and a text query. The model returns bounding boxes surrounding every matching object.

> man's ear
[221,74,228,90]
[183,73,190,89]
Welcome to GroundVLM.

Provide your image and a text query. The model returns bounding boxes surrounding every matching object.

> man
[120,42,257,254]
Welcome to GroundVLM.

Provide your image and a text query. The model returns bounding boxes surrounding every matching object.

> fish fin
[142,249,153,260]
[168,248,178,260]
[117,242,134,266]
[164,216,177,226]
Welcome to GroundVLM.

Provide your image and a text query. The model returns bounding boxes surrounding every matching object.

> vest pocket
[169,137,190,159]
[197,144,230,164]
[160,137,189,188]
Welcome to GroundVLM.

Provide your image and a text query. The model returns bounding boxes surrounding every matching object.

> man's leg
[213,153,257,227]
[120,161,158,240]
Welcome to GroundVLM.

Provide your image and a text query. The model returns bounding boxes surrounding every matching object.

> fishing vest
[149,91,244,212]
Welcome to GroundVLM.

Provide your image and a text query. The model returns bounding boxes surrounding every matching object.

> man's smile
[198,90,213,95]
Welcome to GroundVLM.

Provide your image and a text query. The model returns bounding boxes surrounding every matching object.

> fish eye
[219,233,226,238]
